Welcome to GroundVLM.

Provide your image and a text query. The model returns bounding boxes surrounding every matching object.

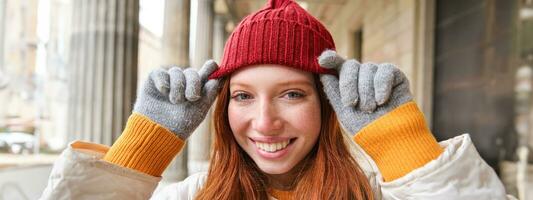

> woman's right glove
[103,60,221,177]
[133,60,221,140]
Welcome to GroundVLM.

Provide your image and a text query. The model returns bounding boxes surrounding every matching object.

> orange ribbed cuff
[354,101,443,182]
[103,112,185,177]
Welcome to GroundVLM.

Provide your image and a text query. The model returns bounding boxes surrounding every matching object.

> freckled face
[228,65,321,174]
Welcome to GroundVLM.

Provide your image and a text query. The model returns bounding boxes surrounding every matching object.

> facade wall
[330,0,417,81]
[361,0,417,78]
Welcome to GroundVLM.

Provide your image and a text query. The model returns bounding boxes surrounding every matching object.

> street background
[0,0,532,199]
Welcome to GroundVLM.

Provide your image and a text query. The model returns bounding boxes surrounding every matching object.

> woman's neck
[264,154,312,191]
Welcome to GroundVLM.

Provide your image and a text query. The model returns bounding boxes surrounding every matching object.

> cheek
[227,104,247,140]
[286,101,322,138]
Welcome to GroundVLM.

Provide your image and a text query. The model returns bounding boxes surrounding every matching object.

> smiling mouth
[252,138,295,153]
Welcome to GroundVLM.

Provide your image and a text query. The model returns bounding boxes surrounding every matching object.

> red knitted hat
[209,0,336,79]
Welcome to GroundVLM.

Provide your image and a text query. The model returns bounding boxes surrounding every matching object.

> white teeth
[255,140,291,153]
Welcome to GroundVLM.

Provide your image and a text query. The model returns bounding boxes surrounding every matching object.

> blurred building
[0,0,38,134]
[1,0,533,199]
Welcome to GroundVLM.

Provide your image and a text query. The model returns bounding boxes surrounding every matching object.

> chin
[255,160,295,175]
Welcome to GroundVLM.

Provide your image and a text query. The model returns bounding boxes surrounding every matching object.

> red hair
[195,76,373,199]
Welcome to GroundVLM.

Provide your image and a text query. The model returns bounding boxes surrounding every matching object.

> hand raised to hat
[317,50,413,135]
[133,60,222,140]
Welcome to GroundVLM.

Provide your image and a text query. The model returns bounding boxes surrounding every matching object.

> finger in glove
[150,68,170,96]
[339,59,360,107]
[319,74,344,114]
[169,67,186,104]
[358,63,378,113]
[198,60,219,83]
[318,50,345,70]
[200,79,221,108]
[184,68,201,102]
[374,63,397,106]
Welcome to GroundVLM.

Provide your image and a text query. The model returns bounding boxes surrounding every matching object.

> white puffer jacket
[39,134,515,200]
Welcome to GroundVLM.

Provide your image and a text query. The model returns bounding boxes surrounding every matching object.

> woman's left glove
[318,50,443,182]
[317,50,413,135]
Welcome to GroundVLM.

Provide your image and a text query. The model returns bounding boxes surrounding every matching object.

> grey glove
[133,60,221,140]
[318,50,413,135]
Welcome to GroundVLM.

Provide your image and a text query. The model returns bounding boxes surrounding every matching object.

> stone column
[37,0,72,150]
[188,0,214,175]
[161,0,190,67]
[0,0,5,123]
[160,0,190,182]
[67,0,139,146]
[213,14,227,63]
[0,0,4,71]
[0,0,6,90]
[413,0,435,126]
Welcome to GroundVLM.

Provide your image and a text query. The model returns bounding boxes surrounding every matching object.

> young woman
[40,0,513,199]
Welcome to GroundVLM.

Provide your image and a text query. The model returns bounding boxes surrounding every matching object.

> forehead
[229,64,315,86]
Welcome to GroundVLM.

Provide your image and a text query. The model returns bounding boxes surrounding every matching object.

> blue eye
[285,91,305,99]
[232,93,252,101]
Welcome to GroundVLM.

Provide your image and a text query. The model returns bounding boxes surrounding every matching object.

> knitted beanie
[209,0,336,79]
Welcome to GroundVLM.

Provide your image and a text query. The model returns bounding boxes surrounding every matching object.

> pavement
[0,153,58,169]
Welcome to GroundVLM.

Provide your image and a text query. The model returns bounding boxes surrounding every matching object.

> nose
[251,99,282,134]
